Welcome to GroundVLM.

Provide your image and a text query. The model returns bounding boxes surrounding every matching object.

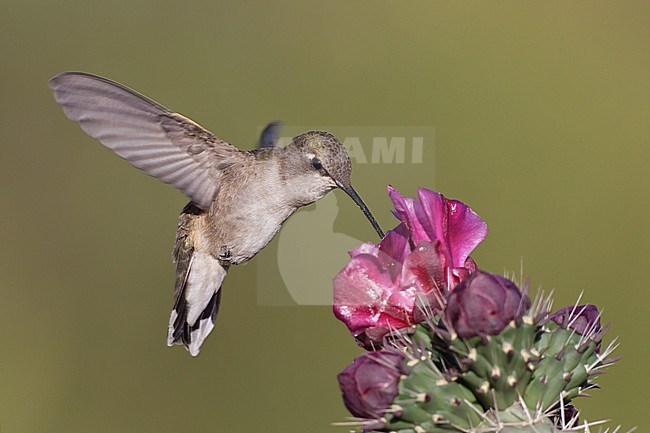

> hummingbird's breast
[202,158,299,264]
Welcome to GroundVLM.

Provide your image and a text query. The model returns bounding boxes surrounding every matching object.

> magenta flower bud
[337,350,405,419]
[553,405,580,428]
[446,271,531,338]
[550,304,602,351]
[550,304,601,335]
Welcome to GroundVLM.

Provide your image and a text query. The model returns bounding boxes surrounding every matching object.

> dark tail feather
[169,289,222,356]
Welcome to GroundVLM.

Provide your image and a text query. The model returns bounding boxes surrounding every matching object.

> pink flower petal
[349,242,380,258]
[378,223,410,264]
[399,241,446,295]
[445,198,488,267]
[417,188,487,268]
[387,186,431,245]
[333,252,410,342]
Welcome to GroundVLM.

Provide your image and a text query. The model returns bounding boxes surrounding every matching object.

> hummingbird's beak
[336,181,385,238]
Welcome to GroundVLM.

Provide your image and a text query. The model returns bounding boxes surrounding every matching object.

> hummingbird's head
[289,131,384,238]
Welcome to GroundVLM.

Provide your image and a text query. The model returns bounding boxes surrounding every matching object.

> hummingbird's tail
[167,204,227,356]
[167,253,227,356]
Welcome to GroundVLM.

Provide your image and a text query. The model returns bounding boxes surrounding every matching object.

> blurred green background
[1,1,648,432]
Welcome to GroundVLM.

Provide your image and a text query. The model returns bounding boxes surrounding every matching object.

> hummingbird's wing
[168,203,227,356]
[49,72,242,210]
[257,121,282,148]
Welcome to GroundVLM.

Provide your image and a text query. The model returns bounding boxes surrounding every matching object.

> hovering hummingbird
[49,72,384,356]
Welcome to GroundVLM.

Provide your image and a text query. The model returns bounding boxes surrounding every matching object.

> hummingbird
[49,72,384,356]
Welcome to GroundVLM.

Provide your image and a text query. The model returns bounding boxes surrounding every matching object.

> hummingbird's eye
[310,157,322,170]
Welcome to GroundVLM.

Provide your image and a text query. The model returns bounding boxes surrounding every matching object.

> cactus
[333,187,623,433]
[337,286,617,433]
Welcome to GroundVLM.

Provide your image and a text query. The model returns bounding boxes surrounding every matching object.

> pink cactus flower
[333,186,488,349]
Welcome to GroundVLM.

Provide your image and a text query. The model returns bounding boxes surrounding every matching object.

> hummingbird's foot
[218,246,232,264]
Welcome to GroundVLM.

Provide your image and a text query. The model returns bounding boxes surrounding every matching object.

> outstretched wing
[49,72,242,210]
